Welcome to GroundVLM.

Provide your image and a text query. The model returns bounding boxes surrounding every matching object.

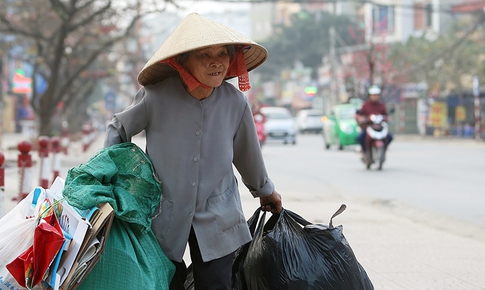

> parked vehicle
[296,109,323,134]
[260,106,296,145]
[363,114,389,170]
[322,100,362,150]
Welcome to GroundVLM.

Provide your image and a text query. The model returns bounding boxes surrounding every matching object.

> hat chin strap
[163,58,212,92]
[164,46,251,92]
[227,48,251,92]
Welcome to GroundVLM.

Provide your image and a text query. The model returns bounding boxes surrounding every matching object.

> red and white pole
[61,121,70,155]
[38,136,50,189]
[0,151,5,217]
[82,124,90,152]
[473,76,481,140]
[16,141,33,202]
[400,101,405,133]
[51,136,61,183]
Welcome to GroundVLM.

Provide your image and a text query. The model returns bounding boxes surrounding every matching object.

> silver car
[296,109,323,133]
[260,106,297,145]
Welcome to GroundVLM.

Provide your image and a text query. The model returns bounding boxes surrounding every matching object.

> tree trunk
[38,89,57,136]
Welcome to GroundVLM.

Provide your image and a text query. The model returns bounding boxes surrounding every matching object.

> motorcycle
[363,114,389,170]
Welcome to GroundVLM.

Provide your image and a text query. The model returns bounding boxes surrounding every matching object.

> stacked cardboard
[0,177,114,290]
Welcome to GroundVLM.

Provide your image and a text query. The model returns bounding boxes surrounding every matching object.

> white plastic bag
[0,188,46,280]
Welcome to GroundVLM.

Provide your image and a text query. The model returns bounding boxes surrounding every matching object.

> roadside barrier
[6,130,98,204]
[16,141,33,202]
[61,122,70,154]
[38,136,50,189]
[0,151,4,217]
[82,124,92,152]
[51,136,61,183]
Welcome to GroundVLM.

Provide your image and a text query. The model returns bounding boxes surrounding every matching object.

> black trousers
[169,228,235,290]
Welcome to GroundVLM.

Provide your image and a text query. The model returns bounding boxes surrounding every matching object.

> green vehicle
[322,99,363,150]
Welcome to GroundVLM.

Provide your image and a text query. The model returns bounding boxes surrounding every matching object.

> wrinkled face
[185,45,231,88]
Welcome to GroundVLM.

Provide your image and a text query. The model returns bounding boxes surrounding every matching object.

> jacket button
[191,182,197,187]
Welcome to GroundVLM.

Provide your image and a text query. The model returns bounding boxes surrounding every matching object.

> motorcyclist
[356,85,393,157]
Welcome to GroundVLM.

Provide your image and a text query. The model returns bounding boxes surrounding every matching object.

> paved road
[241,133,485,289]
[261,133,485,230]
[1,132,485,289]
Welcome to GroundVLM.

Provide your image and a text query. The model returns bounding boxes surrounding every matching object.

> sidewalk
[1,132,107,214]
[1,133,484,289]
[280,198,485,289]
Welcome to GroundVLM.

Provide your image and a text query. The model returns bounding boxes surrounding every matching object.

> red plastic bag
[6,201,65,288]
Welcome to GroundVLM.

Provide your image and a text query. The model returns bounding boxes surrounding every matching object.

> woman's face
[185,45,231,88]
[369,94,380,103]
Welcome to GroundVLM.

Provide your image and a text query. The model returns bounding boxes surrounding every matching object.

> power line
[179,0,484,15]
[405,11,485,75]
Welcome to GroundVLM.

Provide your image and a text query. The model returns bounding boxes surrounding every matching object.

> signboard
[402,82,427,99]
[12,69,32,94]
[429,102,447,127]
[304,86,317,97]
[455,106,466,122]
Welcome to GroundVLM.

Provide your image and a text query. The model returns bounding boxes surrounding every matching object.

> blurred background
[1,2,485,288]
[0,0,484,142]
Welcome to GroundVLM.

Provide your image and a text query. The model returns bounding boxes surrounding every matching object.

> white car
[260,106,297,145]
[296,109,323,133]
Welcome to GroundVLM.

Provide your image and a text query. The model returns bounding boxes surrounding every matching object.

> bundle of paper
[62,202,114,290]
[42,177,115,290]
[0,177,114,290]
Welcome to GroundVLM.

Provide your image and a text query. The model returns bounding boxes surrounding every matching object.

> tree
[258,10,358,81]
[339,22,410,100]
[389,13,485,94]
[0,0,172,136]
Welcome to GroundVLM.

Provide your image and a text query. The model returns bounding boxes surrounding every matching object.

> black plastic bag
[234,205,374,290]
[183,264,194,290]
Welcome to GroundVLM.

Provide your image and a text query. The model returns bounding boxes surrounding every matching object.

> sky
[162,0,253,36]
[169,0,250,16]
[143,1,253,58]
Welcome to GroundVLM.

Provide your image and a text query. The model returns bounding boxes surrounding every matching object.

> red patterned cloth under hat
[163,45,251,92]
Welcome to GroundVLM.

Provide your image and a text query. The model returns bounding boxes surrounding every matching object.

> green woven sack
[63,142,175,289]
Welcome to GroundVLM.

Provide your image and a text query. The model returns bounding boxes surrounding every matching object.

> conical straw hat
[137,13,268,86]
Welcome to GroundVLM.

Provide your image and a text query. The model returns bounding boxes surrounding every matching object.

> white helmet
[368,85,381,95]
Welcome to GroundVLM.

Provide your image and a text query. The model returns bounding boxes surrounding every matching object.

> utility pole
[329,26,337,108]
[473,75,480,140]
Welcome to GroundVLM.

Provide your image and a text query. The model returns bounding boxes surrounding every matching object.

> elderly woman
[104,13,282,290]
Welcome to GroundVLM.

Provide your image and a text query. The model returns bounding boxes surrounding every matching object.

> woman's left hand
[260,191,282,213]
